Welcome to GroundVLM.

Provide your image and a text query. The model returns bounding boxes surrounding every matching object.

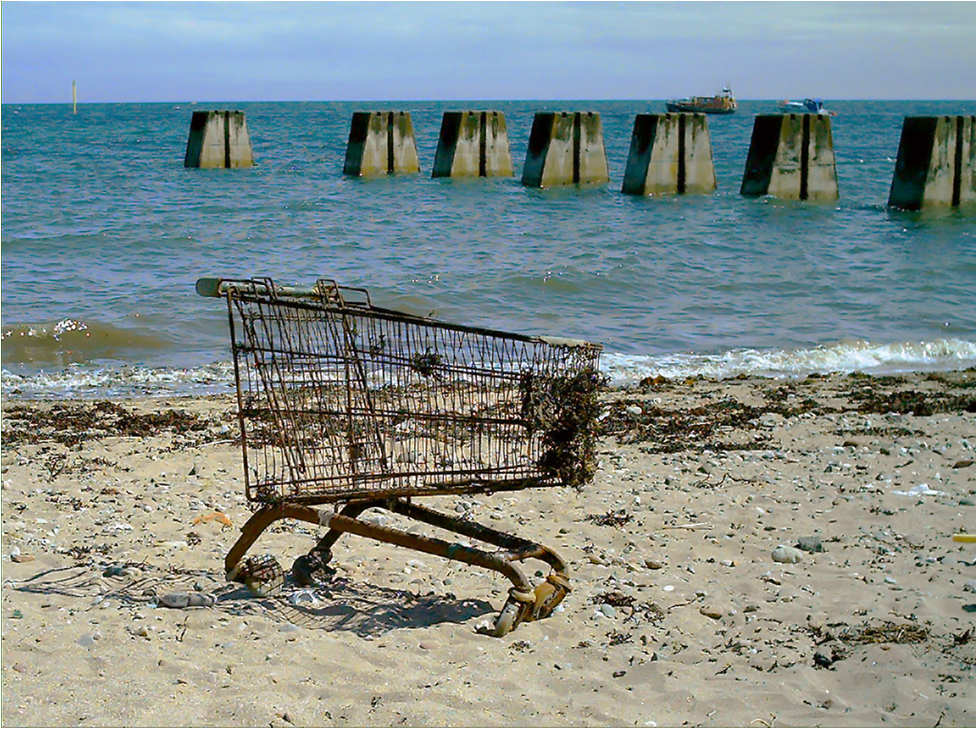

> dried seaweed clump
[585,509,634,527]
[850,389,976,416]
[599,397,765,453]
[524,369,605,489]
[837,620,930,646]
[845,372,976,415]
[2,401,211,447]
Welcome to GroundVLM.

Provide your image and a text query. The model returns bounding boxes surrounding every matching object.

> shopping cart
[196,277,603,636]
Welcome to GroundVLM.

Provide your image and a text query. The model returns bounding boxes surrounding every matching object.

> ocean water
[2,99,974,400]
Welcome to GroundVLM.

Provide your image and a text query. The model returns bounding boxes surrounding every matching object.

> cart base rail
[225,498,571,637]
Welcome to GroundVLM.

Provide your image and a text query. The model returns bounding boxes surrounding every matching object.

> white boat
[778,98,837,116]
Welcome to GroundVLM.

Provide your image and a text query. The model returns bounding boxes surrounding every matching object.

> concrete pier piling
[432,111,513,178]
[740,114,838,200]
[184,110,254,169]
[888,116,975,209]
[622,113,716,196]
[343,111,420,176]
[521,112,609,188]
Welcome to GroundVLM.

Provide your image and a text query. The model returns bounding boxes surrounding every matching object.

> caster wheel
[532,574,570,620]
[292,550,336,587]
[491,600,523,638]
[228,554,285,597]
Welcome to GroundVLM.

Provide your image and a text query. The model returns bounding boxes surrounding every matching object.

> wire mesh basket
[198,276,603,636]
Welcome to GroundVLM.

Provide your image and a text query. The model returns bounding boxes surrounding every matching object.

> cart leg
[307,499,383,557]
[291,500,384,586]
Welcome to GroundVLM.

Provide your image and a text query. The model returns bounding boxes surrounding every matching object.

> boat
[778,98,837,116]
[665,87,737,114]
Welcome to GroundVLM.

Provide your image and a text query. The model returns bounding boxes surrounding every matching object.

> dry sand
[2,371,975,728]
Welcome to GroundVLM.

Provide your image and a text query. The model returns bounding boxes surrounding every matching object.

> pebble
[902,533,924,548]
[76,633,99,647]
[103,522,133,534]
[599,604,617,618]
[104,564,140,578]
[771,546,803,564]
[796,536,824,553]
[699,605,723,620]
[759,413,783,429]
[157,592,216,608]
[11,554,35,563]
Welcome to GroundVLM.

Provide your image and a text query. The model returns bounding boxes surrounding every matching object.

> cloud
[1,1,973,102]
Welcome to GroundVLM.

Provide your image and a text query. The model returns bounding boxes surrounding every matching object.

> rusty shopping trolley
[196,277,602,636]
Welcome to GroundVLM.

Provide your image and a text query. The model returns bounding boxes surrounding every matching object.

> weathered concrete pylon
[740,114,838,200]
[343,111,420,176]
[622,113,716,195]
[521,112,609,188]
[432,111,513,178]
[888,116,975,210]
[184,110,254,169]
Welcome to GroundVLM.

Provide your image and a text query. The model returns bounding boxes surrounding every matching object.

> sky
[1,1,974,103]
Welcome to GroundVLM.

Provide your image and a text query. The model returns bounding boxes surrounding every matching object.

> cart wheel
[531,581,558,620]
[292,550,336,587]
[229,554,285,597]
[531,574,571,621]
[491,599,522,638]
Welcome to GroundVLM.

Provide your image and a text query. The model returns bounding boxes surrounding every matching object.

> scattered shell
[699,605,724,620]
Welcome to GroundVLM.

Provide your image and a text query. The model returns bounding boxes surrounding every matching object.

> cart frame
[197,276,602,635]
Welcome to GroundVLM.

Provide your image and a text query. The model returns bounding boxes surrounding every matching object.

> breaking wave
[602,338,976,385]
[2,338,973,401]
[2,319,173,367]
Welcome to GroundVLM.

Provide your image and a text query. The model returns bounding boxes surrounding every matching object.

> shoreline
[2,338,975,403]
[2,371,975,727]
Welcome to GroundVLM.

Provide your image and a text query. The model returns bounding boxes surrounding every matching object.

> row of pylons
[183,109,976,210]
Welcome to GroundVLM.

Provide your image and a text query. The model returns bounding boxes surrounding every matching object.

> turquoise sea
[1,99,974,399]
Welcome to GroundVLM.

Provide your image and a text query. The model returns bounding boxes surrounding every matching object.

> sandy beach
[2,371,974,728]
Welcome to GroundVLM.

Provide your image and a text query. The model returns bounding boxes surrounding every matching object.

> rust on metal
[200,276,601,636]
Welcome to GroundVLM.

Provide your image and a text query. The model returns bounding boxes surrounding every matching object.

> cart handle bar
[196,276,602,351]
[196,277,371,308]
